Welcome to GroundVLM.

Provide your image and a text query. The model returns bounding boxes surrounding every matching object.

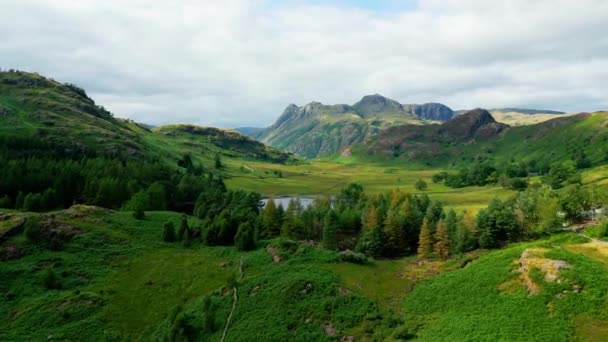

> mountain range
[239,94,455,158]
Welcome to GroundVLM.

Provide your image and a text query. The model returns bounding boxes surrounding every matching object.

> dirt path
[220,257,244,342]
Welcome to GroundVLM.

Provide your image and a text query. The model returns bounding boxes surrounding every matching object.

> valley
[1,69,607,342]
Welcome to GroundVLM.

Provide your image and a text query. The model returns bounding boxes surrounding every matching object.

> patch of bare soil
[501,248,569,295]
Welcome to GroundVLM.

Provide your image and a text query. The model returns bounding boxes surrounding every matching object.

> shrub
[339,250,368,264]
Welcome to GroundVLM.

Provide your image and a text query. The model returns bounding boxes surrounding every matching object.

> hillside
[255,94,454,158]
[359,108,608,170]
[0,70,294,166]
[2,206,607,341]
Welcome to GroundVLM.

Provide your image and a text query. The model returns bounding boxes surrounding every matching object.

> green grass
[401,235,608,341]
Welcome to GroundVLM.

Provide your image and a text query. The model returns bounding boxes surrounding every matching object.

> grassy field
[225,159,514,211]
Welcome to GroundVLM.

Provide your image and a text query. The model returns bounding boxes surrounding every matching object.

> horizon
[2,0,608,128]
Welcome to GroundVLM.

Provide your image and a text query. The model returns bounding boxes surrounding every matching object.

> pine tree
[445,209,458,252]
[433,219,450,260]
[262,198,281,238]
[365,205,380,231]
[322,210,339,250]
[383,207,404,257]
[417,217,433,259]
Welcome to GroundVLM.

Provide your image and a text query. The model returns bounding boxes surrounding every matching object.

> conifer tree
[417,217,433,259]
[445,209,458,252]
[262,198,281,238]
[434,219,450,260]
[322,210,339,250]
[383,207,404,257]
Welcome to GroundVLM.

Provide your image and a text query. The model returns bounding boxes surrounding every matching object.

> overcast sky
[2,0,608,128]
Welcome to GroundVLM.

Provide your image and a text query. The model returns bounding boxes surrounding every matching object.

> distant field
[491,111,574,126]
[225,159,514,211]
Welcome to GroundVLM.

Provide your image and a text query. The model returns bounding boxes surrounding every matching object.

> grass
[401,235,608,341]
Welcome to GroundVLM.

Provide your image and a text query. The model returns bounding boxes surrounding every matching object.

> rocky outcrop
[411,103,454,121]
[352,94,405,117]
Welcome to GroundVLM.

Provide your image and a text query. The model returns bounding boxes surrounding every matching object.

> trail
[220,257,244,342]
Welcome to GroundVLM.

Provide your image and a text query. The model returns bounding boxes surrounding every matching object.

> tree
[163,222,176,242]
[282,198,304,239]
[322,210,339,250]
[434,219,450,260]
[335,183,364,210]
[235,222,256,251]
[454,210,477,254]
[383,207,405,257]
[417,217,433,259]
[444,209,458,252]
[415,179,427,191]
[262,198,281,238]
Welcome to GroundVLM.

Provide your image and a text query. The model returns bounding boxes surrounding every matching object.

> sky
[2,0,608,128]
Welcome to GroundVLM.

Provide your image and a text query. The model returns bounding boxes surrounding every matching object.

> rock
[324,323,336,337]
[411,102,454,121]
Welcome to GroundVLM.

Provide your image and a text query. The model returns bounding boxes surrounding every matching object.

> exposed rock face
[411,103,454,121]
[352,94,405,117]
[440,108,508,139]
[363,108,509,160]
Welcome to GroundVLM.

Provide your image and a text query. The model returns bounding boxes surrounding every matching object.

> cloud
[1,0,607,127]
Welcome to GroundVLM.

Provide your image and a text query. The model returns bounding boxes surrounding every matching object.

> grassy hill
[2,207,607,341]
[358,109,608,170]
[0,70,295,167]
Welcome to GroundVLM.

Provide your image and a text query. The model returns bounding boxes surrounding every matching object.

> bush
[339,250,368,264]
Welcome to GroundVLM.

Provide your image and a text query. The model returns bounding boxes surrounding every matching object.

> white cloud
[1,0,607,127]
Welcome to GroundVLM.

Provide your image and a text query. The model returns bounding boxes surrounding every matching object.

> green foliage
[322,210,339,250]
[415,178,427,191]
[338,250,368,264]
[235,222,256,251]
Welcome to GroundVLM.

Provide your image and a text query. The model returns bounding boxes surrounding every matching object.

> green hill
[0,70,295,166]
[359,108,608,170]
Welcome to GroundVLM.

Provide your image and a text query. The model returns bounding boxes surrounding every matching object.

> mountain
[363,108,508,161]
[234,126,264,137]
[0,70,294,165]
[256,94,453,158]
[358,107,608,169]
[410,102,455,121]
